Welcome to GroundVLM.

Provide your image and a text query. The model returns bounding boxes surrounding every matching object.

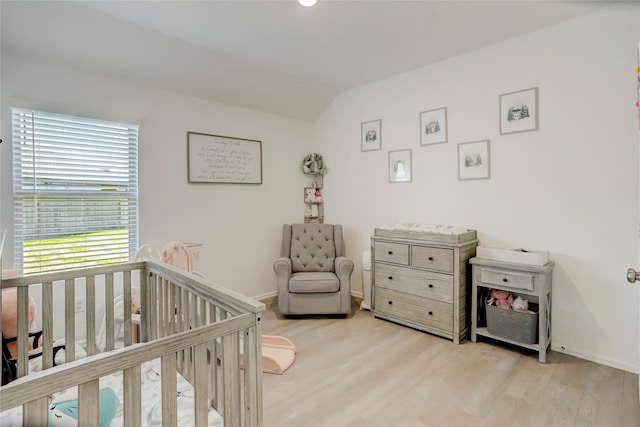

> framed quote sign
[187,132,262,184]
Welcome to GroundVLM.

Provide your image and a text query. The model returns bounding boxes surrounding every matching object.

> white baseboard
[252,290,363,302]
[551,344,639,374]
[252,290,277,302]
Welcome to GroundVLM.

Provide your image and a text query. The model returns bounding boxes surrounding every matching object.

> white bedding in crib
[26,342,87,373]
[0,358,224,426]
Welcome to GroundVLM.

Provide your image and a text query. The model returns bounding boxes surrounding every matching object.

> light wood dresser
[370,227,478,344]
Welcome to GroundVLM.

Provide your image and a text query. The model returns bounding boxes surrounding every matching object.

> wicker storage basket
[486,302,538,344]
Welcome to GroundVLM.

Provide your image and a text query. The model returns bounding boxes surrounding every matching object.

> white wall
[1,3,638,374]
[0,55,313,299]
[314,4,640,372]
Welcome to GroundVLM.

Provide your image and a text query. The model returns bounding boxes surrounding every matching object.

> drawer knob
[502,277,509,283]
[428,311,433,316]
[428,256,434,261]
[388,276,393,280]
[388,251,393,255]
[388,301,393,305]
[428,284,434,288]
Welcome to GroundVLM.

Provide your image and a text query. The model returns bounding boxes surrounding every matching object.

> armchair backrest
[281,224,344,273]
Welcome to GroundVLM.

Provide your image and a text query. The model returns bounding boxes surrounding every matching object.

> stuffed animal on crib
[48,387,119,427]
[486,289,513,310]
[2,288,39,357]
[161,241,193,272]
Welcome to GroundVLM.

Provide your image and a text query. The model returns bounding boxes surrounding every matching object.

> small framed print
[389,149,412,183]
[500,87,539,135]
[361,119,382,152]
[420,107,447,145]
[458,140,490,181]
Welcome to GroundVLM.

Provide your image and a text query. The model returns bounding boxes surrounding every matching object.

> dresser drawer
[374,264,453,303]
[411,245,453,273]
[480,268,534,291]
[374,241,409,265]
[375,287,453,332]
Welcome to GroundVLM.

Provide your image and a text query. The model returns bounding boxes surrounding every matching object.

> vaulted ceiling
[1,1,614,120]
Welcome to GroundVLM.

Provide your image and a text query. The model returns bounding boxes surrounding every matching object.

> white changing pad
[378,222,470,235]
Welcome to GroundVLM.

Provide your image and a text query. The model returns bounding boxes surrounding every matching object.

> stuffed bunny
[486,289,514,310]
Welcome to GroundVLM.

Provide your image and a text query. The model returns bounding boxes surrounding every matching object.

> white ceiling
[1,1,614,121]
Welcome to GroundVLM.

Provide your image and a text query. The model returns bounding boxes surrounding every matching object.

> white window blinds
[12,108,139,275]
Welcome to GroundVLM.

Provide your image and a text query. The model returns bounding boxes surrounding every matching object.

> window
[12,108,139,275]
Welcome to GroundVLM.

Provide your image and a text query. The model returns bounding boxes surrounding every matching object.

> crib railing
[0,258,265,427]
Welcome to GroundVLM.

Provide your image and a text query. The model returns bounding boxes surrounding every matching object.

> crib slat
[208,302,219,410]
[159,278,165,337]
[169,283,176,336]
[143,273,151,342]
[192,292,199,327]
[176,286,184,373]
[222,332,241,427]
[155,274,160,339]
[123,271,133,346]
[42,281,54,369]
[123,364,142,427]
[16,286,29,378]
[176,286,184,334]
[139,269,148,343]
[150,274,158,341]
[166,282,171,337]
[24,396,48,425]
[86,276,97,356]
[161,354,178,427]
[162,279,173,337]
[184,291,192,380]
[244,324,263,427]
[155,275,161,340]
[200,298,206,327]
[79,379,100,426]
[106,273,115,351]
[194,342,208,427]
[65,278,76,362]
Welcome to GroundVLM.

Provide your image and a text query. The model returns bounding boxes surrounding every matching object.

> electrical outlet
[75,298,85,313]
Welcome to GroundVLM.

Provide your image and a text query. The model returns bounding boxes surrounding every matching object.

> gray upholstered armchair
[274,224,354,316]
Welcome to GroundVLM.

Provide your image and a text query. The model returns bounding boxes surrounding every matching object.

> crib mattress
[0,358,224,426]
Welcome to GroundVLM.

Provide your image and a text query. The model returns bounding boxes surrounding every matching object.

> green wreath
[302,153,328,175]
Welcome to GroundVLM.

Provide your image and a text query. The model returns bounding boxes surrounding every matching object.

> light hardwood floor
[261,299,640,427]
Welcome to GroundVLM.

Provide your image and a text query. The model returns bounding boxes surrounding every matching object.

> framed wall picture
[419,107,447,145]
[389,149,412,183]
[361,119,382,151]
[187,132,262,184]
[458,140,490,180]
[500,87,539,135]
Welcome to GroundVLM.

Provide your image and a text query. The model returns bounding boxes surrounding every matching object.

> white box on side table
[476,246,549,266]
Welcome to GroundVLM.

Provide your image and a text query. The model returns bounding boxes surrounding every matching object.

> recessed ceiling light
[299,0,317,7]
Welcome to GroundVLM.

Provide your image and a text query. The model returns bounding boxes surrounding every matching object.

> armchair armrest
[335,256,354,282]
[273,257,292,279]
